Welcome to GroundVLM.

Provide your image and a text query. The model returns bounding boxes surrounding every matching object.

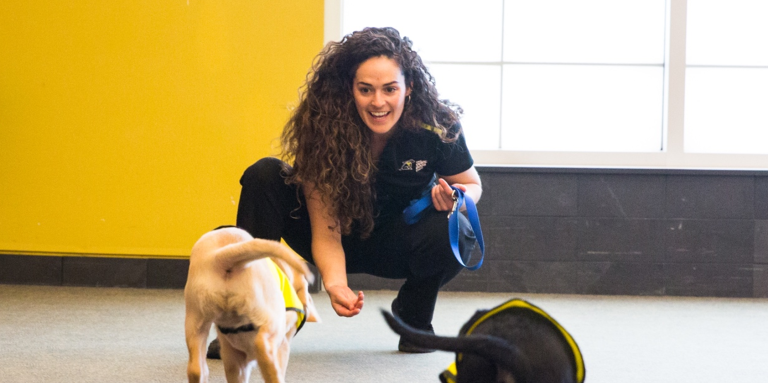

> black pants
[236,157,476,329]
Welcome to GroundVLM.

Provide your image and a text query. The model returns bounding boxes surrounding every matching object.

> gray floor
[1,284,767,383]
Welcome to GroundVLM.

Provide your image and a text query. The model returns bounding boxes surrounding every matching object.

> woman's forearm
[311,233,348,288]
[302,183,348,288]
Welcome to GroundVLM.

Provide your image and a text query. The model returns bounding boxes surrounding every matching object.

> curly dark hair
[281,27,463,238]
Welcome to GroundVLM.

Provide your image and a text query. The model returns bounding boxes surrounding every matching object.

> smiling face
[352,55,411,140]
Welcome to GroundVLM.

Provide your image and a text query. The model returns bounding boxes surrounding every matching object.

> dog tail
[214,238,314,284]
[381,309,532,383]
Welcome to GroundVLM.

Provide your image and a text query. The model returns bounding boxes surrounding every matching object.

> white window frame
[325,0,768,170]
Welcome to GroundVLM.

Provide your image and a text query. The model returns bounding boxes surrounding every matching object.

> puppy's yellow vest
[267,259,306,333]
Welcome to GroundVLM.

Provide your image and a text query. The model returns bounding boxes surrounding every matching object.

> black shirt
[373,123,474,219]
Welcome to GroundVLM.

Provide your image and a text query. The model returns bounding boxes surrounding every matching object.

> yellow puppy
[184,227,319,383]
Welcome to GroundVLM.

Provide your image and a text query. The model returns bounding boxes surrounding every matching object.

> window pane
[342,0,503,62]
[427,64,502,150]
[501,65,664,152]
[684,68,768,154]
[504,0,666,64]
[687,0,768,66]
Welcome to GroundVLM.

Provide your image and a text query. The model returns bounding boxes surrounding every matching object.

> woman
[226,27,481,354]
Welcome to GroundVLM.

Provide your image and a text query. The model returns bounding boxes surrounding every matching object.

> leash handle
[449,187,485,270]
[403,186,485,271]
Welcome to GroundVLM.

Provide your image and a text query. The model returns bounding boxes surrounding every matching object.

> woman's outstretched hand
[326,285,364,317]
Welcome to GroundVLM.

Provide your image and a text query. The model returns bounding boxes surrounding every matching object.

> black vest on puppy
[382,299,585,383]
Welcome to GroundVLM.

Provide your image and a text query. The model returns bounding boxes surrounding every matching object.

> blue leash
[403,186,485,271]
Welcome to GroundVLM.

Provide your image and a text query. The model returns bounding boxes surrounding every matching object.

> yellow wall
[0,1,324,258]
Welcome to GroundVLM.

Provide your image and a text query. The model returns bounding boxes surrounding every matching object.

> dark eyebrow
[356,81,400,87]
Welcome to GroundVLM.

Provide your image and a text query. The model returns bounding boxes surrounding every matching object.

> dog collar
[440,298,585,383]
[217,323,255,335]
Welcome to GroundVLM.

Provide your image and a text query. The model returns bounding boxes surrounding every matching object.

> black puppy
[382,299,585,383]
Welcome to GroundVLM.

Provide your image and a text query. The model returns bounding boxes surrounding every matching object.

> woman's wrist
[319,275,348,291]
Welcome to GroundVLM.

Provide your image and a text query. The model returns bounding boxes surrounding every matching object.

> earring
[406,95,411,104]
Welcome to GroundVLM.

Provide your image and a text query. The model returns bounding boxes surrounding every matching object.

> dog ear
[273,257,322,323]
[303,293,321,323]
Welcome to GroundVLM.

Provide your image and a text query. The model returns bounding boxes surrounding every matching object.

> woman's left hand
[431,178,465,212]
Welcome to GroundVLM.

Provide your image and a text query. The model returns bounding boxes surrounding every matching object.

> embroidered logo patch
[399,159,427,172]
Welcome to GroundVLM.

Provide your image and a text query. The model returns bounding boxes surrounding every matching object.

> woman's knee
[404,211,474,277]
[240,157,288,187]
[414,211,475,256]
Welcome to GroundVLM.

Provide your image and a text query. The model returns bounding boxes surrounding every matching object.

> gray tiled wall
[2,167,767,298]
[0,255,189,289]
[351,167,768,298]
